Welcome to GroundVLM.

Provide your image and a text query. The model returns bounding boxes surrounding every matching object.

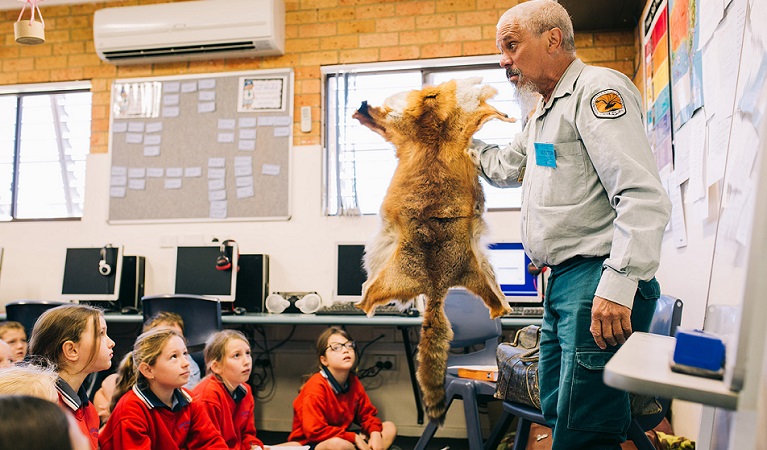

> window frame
[321,55,523,217]
[0,80,92,222]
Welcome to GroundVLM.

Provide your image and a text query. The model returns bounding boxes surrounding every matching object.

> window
[324,56,525,216]
[0,82,92,220]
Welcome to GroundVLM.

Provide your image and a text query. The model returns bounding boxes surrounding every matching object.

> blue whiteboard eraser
[673,329,725,372]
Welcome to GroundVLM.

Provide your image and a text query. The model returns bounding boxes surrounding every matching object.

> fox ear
[353,101,388,138]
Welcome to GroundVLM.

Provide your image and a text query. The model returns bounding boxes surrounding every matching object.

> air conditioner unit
[94,0,285,65]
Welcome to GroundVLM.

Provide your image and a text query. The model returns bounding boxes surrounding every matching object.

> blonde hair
[29,304,103,374]
[110,328,184,410]
[143,311,185,334]
[0,321,25,338]
[0,363,58,402]
[203,330,250,375]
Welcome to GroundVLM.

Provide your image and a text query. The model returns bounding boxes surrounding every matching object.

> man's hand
[590,296,632,350]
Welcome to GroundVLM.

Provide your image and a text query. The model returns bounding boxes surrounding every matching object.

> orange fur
[352,78,514,421]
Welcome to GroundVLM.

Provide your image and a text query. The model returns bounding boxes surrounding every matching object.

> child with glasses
[286,327,397,450]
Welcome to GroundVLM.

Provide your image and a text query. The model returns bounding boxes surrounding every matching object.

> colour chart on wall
[107,69,293,223]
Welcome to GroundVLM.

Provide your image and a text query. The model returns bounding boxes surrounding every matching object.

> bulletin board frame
[107,68,294,224]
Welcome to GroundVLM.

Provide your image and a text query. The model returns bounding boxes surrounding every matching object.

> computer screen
[333,243,367,303]
[61,246,124,301]
[486,242,541,305]
[174,244,238,302]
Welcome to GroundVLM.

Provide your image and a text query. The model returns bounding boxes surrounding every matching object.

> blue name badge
[534,142,556,168]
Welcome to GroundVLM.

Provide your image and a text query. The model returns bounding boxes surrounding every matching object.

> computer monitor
[486,242,541,305]
[174,244,238,302]
[61,246,124,302]
[333,243,368,303]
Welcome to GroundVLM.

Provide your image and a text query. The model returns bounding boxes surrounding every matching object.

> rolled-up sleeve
[476,121,529,189]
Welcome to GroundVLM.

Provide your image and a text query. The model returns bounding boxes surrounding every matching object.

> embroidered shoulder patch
[590,89,626,118]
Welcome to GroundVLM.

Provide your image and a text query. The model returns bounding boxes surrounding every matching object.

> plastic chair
[5,300,68,337]
[486,295,683,450]
[414,288,503,450]
[141,294,222,353]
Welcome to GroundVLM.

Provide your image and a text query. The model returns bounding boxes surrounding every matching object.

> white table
[604,332,739,410]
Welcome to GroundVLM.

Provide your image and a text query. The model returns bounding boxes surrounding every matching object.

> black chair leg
[414,395,456,450]
[628,419,656,450]
[511,418,532,450]
[485,410,514,450]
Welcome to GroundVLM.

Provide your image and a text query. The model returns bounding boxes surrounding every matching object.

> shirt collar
[542,58,586,111]
[214,375,247,403]
[231,384,247,403]
[56,377,89,411]
[133,383,192,412]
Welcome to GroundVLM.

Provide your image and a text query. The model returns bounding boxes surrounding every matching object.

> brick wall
[1,0,638,153]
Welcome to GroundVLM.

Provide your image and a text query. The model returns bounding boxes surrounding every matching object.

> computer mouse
[120,306,139,315]
[233,307,247,315]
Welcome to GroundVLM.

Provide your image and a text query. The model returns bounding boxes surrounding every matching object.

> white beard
[513,80,540,120]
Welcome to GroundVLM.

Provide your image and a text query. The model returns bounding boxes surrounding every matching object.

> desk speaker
[235,254,269,313]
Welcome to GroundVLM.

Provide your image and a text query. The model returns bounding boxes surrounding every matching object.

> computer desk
[102,312,541,425]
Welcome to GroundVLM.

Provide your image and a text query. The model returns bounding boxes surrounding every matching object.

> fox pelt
[352,78,514,422]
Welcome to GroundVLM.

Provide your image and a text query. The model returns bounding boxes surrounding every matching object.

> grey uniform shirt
[477,59,671,309]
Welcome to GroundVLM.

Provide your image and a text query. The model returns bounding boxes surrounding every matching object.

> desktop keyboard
[315,303,419,317]
[503,306,544,318]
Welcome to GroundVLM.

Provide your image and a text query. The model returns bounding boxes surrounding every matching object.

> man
[474,1,672,448]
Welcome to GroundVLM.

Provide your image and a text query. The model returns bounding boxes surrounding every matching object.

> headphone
[321,365,350,394]
[215,239,238,271]
[98,245,112,276]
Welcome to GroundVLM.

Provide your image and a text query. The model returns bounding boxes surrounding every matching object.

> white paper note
[128,179,146,190]
[208,168,226,179]
[198,102,216,113]
[208,157,226,168]
[146,168,164,178]
[144,134,162,146]
[128,168,146,178]
[239,117,257,128]
[238,140,256,151]
[143,146,161,157]
[218,119,236,130]
[181,81,198,93]
[217,133,235,143]
[262,164,280,176]
[145,122,163,133]
[165,178,182,189]
[162,107,180,118]
[184,167,202,177]
[110,186,126,198]
[166,167,183,178]
[112,122,128,133]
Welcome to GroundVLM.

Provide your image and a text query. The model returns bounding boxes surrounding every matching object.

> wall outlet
[373,354,396,371]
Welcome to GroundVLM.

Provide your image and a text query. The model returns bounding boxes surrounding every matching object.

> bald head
[498,0,576,54]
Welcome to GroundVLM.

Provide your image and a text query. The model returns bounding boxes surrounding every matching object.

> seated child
[94,311,202,423]
[29,304,115,450]
[99,328,228,450]
[286,327,397,450]
[192,330,264,450]
[0,321,28,362]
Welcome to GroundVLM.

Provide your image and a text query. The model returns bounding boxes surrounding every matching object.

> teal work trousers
[539,256,660,450]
